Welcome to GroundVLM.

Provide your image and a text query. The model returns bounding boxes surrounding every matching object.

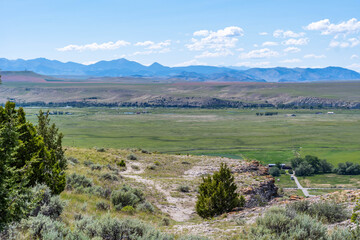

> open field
[1,80,360,108]
[24,107,360,166]
[299,174,360,189]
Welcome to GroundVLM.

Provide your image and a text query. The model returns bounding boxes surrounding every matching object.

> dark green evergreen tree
[0,102,66,230]
[196,163,244,218]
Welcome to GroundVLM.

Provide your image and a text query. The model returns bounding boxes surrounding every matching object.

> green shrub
[25,214,70,239]
[288,169,293,174]
[177,185,190,193]
[148,165,157,170]
[121,206,135,215]
[91,164,102,171]
[161,217,170,226]
[280,169,286,174]
[83,160,93,167]
[100,173,118,182]
[30,184,66,220]
[76,215,172,240]
[96,147,105,152]
[287,200,350,224]
[110,185,144,209]
[154,161,161,166]
[196,163,243,218]
[308,201,350,223]
[117,159,126,167]
[250,206,328,239]
[127,154,138,160]
[137,201,155,213]
[66,173,93,190]
[96,201,110,211]
[269,167,280,177]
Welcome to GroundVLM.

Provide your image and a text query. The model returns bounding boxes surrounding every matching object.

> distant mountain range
[1,58,360,82]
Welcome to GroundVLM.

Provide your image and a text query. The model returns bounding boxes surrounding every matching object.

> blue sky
[1,0,360,70]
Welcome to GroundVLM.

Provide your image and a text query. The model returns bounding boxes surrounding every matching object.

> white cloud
[195,49,234,58]
[193,30,210,37]
[282,38,309,46]
[186,26,244,51]
[283,47,301,53]
[57,40,130,52]
[236,48,244,52]
[329,37,360,48]
[173,59,207,67]
[235,61,271,67]
[305,18,360,36]
[351,54,359,59]
[303,54,326,59]
[131,48,170,56]
[273,30,305,38]
[347,63,360,71]
[259,32,268,36]
[262,41,278,46]
[135,40,171,50]
[239,48,279,59]
[280,58,302,63]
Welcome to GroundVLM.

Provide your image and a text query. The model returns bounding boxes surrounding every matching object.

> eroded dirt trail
[122,163,195,222]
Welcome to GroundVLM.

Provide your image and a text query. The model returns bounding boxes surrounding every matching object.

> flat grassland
[24,107,360,166]
[2,80,360,104]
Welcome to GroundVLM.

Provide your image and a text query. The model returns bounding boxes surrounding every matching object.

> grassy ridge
[24,107,360,165]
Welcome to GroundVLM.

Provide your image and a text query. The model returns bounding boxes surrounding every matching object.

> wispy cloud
[280,58,302,63]
[283,47,301,53]
[273,29,305,38]
[262,41,278,46]
[329,37,360,48]
[303,54,326,59]
[134,40,171,50]
[239,48,279,59]
[57,40,130,52]
[282,38,309,46]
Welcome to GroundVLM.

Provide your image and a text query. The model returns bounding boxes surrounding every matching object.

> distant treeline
[256,112,278,116]
[2,98,359,109]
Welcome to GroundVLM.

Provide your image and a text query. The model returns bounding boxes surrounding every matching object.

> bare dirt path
[122,163,195,222]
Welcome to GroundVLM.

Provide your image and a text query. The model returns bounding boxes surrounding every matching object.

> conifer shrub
[117,159,126,167]
[195,163,244,218]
